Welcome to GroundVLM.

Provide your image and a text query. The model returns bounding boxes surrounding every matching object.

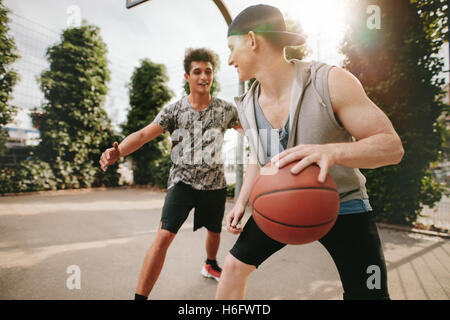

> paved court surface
[0,188,449,300]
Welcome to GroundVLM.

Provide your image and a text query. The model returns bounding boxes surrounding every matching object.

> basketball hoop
[126,0,149,9]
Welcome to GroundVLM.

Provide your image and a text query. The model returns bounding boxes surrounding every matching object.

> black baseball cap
[227,4,305,46]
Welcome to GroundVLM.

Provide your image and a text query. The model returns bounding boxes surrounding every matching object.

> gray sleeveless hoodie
[234,59,369,202]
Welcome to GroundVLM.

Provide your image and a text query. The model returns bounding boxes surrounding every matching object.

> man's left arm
[233,124,244,135]
[227,103,244,134]
[274,67,404,183]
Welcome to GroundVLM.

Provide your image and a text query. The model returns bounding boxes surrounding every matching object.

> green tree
[32,24,120,189]
[121,58,173,187]
[0,0,19,156]
[340,0,448,225]
[284,17,311,61]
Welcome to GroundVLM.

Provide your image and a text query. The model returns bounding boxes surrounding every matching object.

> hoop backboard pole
[211,0,232,25]
[126,0,150,9]
[210,2,245,199]
[235,81,245,200]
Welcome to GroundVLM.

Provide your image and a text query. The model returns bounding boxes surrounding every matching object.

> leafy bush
[121,59,173,187]
[0,0,19,156]
[341,0,448,225]
[30,24,120,190]
[0,159,56,193]
[226,184,235,198]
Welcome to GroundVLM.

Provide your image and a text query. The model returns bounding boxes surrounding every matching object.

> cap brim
[258,31,306,46]
[280,32,306,46]
[227,30,306,46]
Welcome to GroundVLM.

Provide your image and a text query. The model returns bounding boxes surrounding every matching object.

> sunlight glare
[281,0,351,65]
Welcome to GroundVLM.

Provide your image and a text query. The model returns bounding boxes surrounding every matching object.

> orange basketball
[249,162,339,245]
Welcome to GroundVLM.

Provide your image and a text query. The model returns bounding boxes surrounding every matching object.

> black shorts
[160,182,227,234]
[230,212,390,300]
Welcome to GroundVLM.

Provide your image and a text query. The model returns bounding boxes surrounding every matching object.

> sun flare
[281,0,350,64]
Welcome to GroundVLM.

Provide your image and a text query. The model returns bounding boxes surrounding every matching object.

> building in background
[0,126,39,167]
[2,126,40,148]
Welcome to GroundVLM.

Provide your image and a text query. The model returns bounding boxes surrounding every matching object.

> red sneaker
[201,261,222,281]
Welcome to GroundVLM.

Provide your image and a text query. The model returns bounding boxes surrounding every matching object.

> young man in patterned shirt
[99,48,241,300]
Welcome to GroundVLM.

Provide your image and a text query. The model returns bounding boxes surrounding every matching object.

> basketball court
[0,188,448,300]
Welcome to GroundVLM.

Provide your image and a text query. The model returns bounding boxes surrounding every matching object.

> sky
[4,0,353,136]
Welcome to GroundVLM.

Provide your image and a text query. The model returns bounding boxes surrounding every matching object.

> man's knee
[154,229,175,251]
[223,254,256,277]
[207,230,221,239]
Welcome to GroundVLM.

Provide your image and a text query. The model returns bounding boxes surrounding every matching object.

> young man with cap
[215,4,404,300]
[99,48,241,300]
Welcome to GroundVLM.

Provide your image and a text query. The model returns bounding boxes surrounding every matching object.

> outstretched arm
[99,123,164,171]
[232,124,245,135]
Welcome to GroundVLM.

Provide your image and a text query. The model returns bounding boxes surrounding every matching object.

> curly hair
[183,48,218,74]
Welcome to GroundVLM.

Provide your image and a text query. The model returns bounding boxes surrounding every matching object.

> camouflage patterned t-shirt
[153,96,240,190]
